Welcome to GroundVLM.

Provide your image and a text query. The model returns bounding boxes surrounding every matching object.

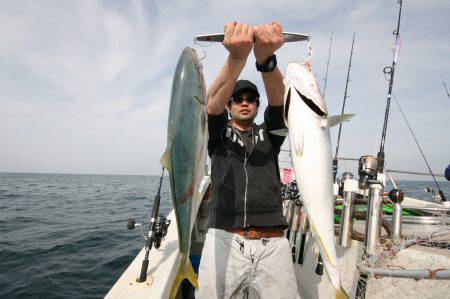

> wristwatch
[256,54,277,73]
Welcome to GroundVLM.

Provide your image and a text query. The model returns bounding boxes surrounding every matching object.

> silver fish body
[283,62,347,298]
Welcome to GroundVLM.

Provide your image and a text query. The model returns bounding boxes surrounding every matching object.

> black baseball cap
[231,80,260,98]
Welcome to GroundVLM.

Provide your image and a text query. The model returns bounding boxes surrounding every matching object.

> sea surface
[0,172,449,298]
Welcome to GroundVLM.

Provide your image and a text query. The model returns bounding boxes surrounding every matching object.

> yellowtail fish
[273,61,353,298]
[160,47,208,299]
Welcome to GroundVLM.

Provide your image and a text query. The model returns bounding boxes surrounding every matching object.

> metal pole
[358,267,450,280]
[392,203,403,239]
[364,176,385,255]
[333,32,356,180]
[339,173,358,247]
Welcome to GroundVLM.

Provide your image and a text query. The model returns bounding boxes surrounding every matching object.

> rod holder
[339,172,358,247]
[389,188,404,240]
[363,173,386,255]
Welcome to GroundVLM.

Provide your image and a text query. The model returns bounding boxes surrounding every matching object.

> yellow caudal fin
[169,258,198,299]
[160,149,172,174]
[334,287,349,299]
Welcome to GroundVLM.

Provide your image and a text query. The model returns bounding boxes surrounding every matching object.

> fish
[274,61,353,298]
[160,47,208,299]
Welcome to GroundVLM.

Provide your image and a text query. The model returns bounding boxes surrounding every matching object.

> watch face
[268,59,276,71]
[256,54,277,72]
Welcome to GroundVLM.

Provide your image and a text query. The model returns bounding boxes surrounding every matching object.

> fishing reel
[127,216,171,249]
[338,172,355,196]
[280,184,288,199]
[425,187,445,203]
[127,218,146,240]
[358,156,379,190]
[153,216,171,249]
[388,188,404,203]
[287,181,300,201]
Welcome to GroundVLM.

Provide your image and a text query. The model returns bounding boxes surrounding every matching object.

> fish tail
[169,257,198,299]
[334,287,349,299]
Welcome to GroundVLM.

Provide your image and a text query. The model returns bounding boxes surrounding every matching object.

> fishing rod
[127,167,171,283]
[440,75,450,100]
[333,32,356,181]
[322,30,334,100]
[357,2,404,298]
[377,0,403,171]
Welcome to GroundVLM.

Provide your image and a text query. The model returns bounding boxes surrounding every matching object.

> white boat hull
[106,210,180,299]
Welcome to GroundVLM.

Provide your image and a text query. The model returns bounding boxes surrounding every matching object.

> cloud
[0,0,449,179]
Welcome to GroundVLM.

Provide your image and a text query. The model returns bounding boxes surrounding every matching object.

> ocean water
[0,173,172,299]
[0,172,448,298]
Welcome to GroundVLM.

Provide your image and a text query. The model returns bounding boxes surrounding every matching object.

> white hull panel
[106,210,180,299]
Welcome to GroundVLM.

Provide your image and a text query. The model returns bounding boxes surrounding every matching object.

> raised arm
[253,21,285,106]
[206,22,254,115]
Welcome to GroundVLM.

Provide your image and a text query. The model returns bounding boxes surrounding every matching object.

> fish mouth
[294,87,326,117]
[284,88,291,122]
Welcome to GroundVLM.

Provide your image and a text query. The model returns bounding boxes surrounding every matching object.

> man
[196,21,299,298]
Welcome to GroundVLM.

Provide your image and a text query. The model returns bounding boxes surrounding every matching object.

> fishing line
[440,75,450,100]
[302,40,314,63]
[193,37,211,61]
[391,92,445,199]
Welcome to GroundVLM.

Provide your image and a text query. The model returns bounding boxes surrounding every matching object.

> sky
[1,0,449,180]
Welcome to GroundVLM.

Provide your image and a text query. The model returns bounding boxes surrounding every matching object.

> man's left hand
[253,21,284,65]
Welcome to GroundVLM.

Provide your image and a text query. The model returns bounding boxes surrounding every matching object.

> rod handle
[297,234,306,264]
[138,258,149,283]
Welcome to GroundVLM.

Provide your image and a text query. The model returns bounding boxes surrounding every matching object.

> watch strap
[256,54,277,73]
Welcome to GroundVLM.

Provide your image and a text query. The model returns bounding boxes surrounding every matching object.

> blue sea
[0,172,448,298]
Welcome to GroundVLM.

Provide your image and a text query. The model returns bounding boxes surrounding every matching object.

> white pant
[195,228,300,299]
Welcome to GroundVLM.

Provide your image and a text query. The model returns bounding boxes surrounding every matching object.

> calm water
[0,172,448,298]
[0,173,172,299]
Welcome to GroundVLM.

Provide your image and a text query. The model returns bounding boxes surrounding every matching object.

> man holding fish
[196,21,300,298]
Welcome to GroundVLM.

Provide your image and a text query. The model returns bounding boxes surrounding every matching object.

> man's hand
[223,22,254,60]
[253,21,284,64]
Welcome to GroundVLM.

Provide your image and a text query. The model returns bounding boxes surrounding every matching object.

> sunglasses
[230,95,259,104]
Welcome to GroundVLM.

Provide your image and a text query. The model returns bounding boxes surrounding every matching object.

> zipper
[243,153,248,227]
[231,125,255,228]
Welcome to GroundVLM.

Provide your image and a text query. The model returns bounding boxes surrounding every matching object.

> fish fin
[160,149,172,173]
[326,114,355,128]
[333,287,349,299]
[311,224,334,267]
[294,132,304,157]
[169,257,198,299]
[269,128,289,136]
[194,95,205,105]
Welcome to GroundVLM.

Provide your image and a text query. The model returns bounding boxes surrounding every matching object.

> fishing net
[353,226,450,299]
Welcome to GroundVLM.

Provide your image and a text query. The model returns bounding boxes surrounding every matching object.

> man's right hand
[223,22,254,60]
